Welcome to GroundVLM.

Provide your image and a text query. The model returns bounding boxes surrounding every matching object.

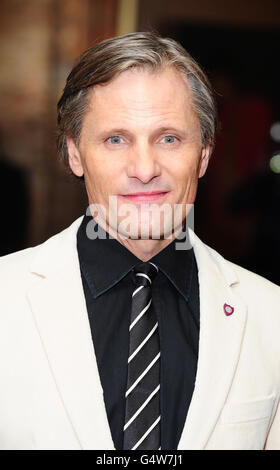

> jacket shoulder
[227,259,280,333]
[0,216,83,284]
[203,240,279,295]
[200,240,280,315]
[228,259,280,297]
[0,246,37,276]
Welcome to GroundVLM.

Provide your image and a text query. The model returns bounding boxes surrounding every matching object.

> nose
[126,140,161,184]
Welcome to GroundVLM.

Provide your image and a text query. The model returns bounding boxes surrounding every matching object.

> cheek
[84,149,123,178]
[83,152,123,200]
[168,155,200,185]
[83,154,108,189]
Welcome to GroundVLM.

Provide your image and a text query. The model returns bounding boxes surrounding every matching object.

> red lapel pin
[224,303,234,316]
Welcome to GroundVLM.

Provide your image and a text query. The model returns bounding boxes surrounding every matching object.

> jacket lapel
[26,217,247,450]
[178,232,247,449]
[26,217,114,450]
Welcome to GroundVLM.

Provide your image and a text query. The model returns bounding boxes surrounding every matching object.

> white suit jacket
[0,216,280,450]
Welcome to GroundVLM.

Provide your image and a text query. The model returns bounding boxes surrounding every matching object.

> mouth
[118,191,170,203]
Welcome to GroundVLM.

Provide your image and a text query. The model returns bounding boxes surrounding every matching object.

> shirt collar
[77,214,195,301]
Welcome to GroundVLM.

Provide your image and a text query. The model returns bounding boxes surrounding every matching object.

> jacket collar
[29,217,238,288]
[77,214,195,301]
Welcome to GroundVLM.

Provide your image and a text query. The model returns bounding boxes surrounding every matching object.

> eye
[107,135,124,144]
[161,135,177,144]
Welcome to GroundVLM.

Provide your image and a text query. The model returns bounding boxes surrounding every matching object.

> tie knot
[133,261,159,287]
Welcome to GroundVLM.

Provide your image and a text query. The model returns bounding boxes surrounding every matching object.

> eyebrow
[98,126,188,139]
[99,128,131,137]
[151,126,187,137]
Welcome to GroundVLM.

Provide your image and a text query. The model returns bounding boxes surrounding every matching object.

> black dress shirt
[77,214,200,450]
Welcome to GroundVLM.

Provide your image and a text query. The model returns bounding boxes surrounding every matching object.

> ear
[198,143,211,178]
[66,137,84,177]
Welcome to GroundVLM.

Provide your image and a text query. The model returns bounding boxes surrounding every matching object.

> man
[0,32,279,450]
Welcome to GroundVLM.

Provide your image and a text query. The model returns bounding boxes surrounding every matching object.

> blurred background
[0,0,280,284]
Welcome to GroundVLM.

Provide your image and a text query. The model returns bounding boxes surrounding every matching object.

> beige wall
[0,0,119,247]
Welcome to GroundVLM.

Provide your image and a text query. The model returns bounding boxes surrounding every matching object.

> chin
[117,219,175,241]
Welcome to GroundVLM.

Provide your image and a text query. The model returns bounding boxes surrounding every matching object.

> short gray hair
[57,31,217,175]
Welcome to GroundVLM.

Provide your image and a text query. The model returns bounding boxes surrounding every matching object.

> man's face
[67,66,210,239]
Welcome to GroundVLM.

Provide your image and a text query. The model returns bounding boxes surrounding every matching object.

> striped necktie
[123,261,161,450]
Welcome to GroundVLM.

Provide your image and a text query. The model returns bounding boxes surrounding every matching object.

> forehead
[85,66,197,126]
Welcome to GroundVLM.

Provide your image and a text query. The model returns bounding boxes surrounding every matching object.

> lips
[119,191,170,203]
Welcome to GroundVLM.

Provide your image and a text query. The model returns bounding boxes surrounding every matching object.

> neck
[91,213,185,261]
[115,234,178,261]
